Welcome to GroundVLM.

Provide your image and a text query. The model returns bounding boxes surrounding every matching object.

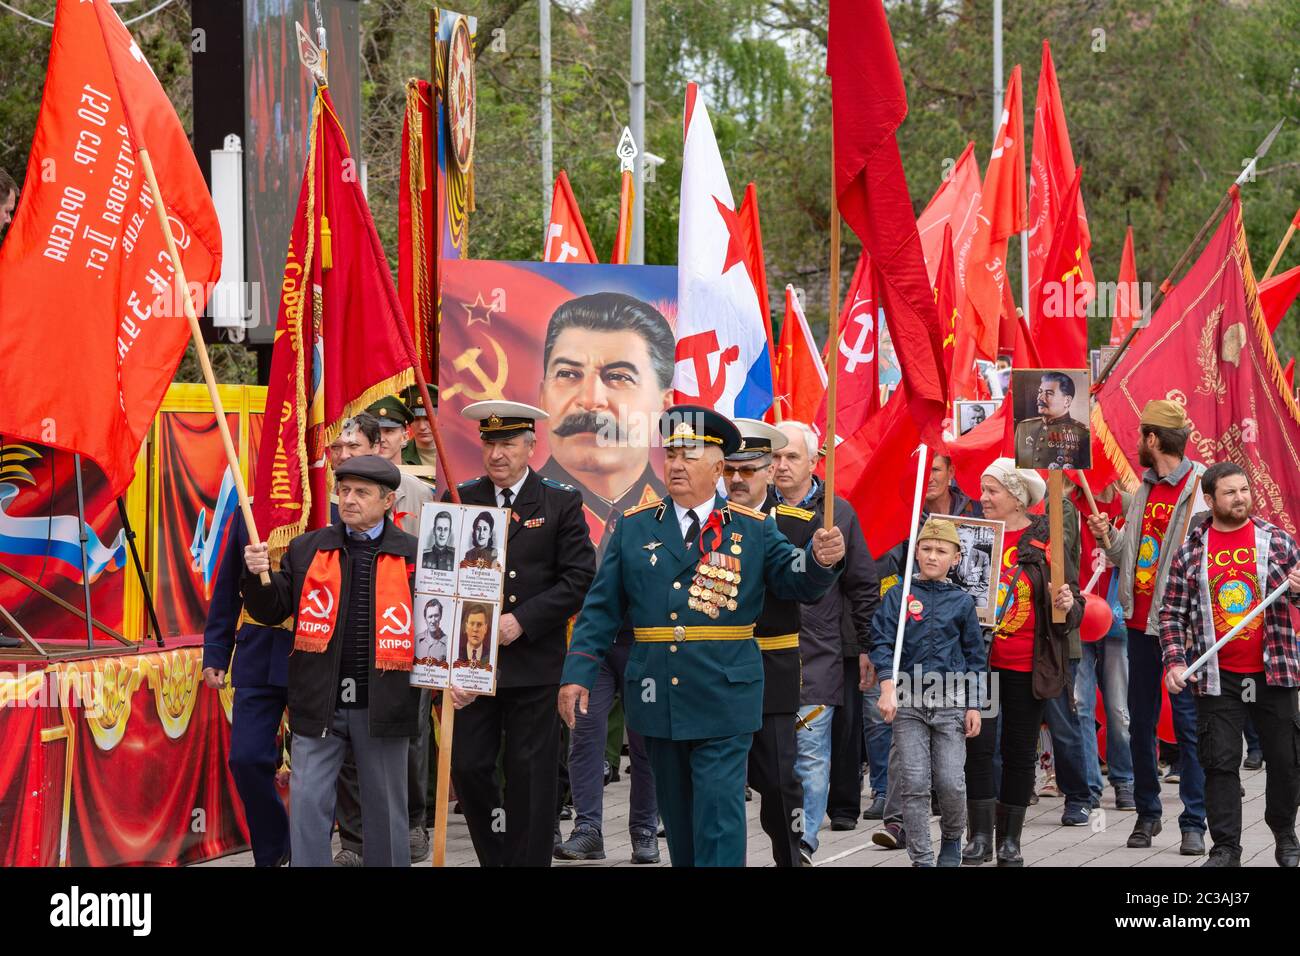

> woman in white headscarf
[961,459,1082,867]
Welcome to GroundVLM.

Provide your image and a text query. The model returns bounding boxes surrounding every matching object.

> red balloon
[1080,592,1113,643]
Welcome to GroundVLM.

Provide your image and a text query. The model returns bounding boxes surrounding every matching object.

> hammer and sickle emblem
[674,331,738,406]
[303,588,334,620]
[379,603,412,636]
[443,333,510,402]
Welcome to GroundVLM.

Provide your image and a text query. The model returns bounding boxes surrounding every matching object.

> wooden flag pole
[138,148,270,586]
[1074,469,1110,549]
[431,696,456,866]
[824,136,841,529]
[1262,207,1300,283]
[1048,469,1066,623]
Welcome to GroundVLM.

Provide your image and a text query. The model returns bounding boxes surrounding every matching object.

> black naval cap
[659,404,742,458]
[402,383,437,417]
[367,395,415,428]
[726,418,789,462]
[334,454,401,491]
[460,400,549,441]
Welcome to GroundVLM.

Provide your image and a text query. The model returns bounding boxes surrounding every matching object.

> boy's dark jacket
[868,576,985,690]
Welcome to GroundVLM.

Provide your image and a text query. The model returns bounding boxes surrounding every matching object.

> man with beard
[1014,371,1089,470]
[1088,400,1210,855]
[1162,463,1300,867]
[537,292,675,547]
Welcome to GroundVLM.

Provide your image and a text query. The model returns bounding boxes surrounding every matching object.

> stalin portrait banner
[1011,368,1092,471]
[439,260,678,549]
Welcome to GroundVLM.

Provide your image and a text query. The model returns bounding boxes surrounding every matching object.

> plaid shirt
[1159,515,1300,696]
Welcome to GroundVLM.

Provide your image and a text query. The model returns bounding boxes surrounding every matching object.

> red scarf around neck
[294,547,415,671]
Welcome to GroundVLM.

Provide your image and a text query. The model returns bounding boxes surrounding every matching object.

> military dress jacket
[561,493,841,740]
[449,470,596,688]
[752,492,815,715]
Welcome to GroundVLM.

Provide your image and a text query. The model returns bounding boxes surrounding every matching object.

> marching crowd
[203,388,1300,868]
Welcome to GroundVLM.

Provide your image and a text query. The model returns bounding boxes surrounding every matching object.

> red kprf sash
[295,549,415,671]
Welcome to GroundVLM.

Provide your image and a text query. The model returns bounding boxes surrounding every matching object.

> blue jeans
[795,703,836,852]
[1042,659,1093,812]
[862,685,892,797]
[1075,628,1134,794]
[1128,628,1206,832]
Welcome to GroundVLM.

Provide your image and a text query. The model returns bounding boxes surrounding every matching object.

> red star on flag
[713,195,746,276]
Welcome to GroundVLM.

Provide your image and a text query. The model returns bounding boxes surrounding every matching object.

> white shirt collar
[495,469,529,505]
[673,497,715,536]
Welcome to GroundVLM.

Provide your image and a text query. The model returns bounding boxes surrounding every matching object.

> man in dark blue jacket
[202,508,293,867]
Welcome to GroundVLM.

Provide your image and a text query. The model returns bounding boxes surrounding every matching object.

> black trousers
[451,683,561,867]
[1197,670,1300,854]
[966,668,1044,807]
[747,711,804,867]
[827,656,865,821]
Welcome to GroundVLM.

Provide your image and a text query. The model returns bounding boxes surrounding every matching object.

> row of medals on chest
[687,546,742,619]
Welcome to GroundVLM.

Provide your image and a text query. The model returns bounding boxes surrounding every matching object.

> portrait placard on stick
[932,514,1005,628]
[954,399,999,436]
[1011,368,1092,470]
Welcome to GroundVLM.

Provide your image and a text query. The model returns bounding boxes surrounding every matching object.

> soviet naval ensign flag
[0,0,221,495]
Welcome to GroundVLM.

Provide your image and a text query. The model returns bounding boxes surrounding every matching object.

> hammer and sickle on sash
[379,603,412,636]
[443,333,510,402]
[674,330,738,406]
[303,588,334,619]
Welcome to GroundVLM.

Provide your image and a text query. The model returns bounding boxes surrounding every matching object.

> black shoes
[830,816,857,831]
[862,794,887,820]
[1243,752,1264,771]
[553,826,606,861]
[1126,818,1162,848]
[1274,830,1299,867]
[1180,830,1206,856]
[995,803,1026,867]
[630,830,660,864]
[1203,847,1241,867]
[962,798,995,865]
[1113,784,1136,811]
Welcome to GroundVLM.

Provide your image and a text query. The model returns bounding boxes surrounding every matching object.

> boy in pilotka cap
[870,518,986,867]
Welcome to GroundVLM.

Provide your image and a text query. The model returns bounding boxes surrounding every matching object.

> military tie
[501,487,513,510]
[683,510,700,551]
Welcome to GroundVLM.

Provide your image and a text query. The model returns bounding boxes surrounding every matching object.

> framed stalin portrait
[932,514,1004,627]
[1011,368,1092,470]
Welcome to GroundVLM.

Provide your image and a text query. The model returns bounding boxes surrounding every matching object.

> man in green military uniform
[1013,371,1090,470]
[558,405,845,866]
[400,384,438,483]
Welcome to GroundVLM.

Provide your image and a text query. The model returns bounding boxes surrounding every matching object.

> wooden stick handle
[139,149,270,586]
[824,133,841,529]
[431,694,456,866]
[1262,220,1298,284]
[1049,470,1066,624]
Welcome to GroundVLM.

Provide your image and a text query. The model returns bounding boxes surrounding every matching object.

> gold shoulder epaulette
[624,498,663,517]
[775,503,815,522]
[726,501,767,520]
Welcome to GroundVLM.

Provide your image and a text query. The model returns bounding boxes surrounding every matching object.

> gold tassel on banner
[319,215,333,269]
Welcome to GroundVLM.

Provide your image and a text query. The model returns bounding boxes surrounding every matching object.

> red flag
[962,65,1026,368]
[1096,187,1300,534]
[828,0,947,446]
[816,255,882,441]
[0,0,221,495]
[1286,357,1295,391]
[840,391,926,556]
[544,170,598,264]
[253,89,420,550]
[1032,167,1091,368]
[935,224,960,383]
[772,285,828,424]
[399,80,437,385]
[1261,262,1300,333]
[611,170,634,264]
[946,398,1013,506]
[917,142,981,290]
[1027,41,1092,311]
[1109,225,1140,345]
